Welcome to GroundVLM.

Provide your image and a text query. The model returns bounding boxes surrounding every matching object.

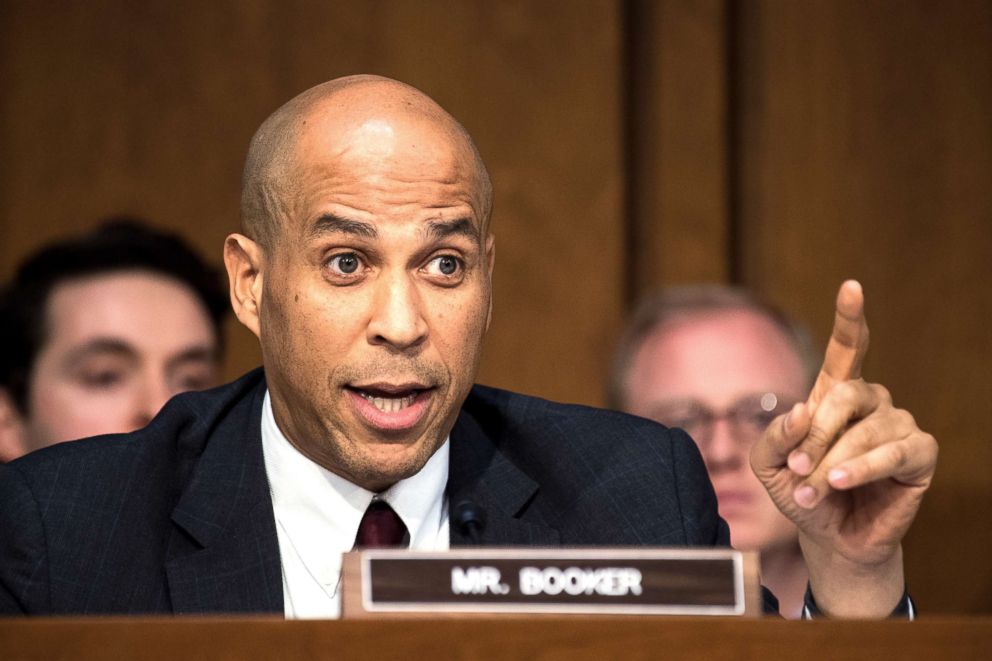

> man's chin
[344,439,440,491]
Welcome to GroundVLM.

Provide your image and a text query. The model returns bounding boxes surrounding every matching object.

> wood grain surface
[1,616,991,661]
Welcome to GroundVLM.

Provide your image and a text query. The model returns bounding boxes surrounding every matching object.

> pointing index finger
[809,280,869,408]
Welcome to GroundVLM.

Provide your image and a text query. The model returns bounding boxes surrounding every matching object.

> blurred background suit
[0,1,988,613]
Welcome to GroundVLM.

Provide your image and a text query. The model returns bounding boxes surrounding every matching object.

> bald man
[0,76,936,619]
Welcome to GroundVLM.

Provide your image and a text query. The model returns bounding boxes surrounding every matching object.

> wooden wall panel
[3,0,989,617]
[626,0,731,295]
[0,0,624,407]
[735,0,992,613]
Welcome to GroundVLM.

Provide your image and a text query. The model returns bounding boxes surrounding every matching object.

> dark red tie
[354,500,409,548]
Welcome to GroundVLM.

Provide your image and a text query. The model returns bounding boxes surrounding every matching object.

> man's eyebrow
[425,218,479,242]
[62,339,138,366]
[166,346,220,373]
[309,214,378,239]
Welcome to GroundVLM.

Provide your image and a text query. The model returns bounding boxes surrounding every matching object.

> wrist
[801,539,905,618]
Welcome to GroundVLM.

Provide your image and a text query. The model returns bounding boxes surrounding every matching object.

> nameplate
[340,548,760,618]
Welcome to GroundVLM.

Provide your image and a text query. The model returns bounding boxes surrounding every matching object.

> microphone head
[453,500,486,532]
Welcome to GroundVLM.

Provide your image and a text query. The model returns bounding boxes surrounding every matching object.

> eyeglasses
[648,393,797,447]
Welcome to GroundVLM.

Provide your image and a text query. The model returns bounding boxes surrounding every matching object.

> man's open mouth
[356,390,418,413]
[345,384,435,429]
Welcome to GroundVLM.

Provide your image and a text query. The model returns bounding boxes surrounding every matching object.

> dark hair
[0,219,229,412]
[607,285,817,410]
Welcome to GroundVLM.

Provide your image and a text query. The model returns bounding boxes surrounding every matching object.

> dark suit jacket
[0,368,741,615]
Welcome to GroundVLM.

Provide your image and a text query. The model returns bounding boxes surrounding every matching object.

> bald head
[226,75,498,493]
[241,75,493,249]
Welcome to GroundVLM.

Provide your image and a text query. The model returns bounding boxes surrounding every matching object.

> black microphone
[453,500,486,545]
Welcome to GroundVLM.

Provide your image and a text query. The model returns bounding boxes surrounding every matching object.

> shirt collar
[261,389,449,552]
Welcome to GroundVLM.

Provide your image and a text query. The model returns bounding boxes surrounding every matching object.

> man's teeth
[360,392,417,413]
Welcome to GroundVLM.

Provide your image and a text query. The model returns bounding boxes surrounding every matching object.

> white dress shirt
[261,390,450,619]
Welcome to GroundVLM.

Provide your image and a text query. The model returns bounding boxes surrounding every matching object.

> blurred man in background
[0,220,229,461]
[610,285,815,617]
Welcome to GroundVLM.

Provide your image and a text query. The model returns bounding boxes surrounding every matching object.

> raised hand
[750,280,938,617]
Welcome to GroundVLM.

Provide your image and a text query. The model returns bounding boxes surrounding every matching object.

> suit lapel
[448,401,560,547]
[164,377,284,614]
[164,376,560,612]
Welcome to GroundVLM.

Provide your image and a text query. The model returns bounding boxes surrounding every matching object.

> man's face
[23,271,220,450]
[623,310,808,553]
[251,114,493,492]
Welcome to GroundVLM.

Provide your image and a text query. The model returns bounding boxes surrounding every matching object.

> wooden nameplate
[341,548,760,618]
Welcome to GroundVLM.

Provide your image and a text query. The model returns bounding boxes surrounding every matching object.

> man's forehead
[286,116,487,236]
[653,310,794,353]
[642,312,777,367]
[247,76,493,247]
[43,272,215,346]
[634,311,808,397]
[340,118,399,160]
[295,107,477,175]
[306,213,482,241]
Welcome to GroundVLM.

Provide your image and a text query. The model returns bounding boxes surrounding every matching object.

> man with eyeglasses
[610,286,820,617]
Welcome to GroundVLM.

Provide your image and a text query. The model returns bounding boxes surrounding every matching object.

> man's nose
[701,418,745,473]
[132,374,174,430]
[366,273,429,352]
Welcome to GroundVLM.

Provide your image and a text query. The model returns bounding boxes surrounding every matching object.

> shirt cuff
[801,584,916,620]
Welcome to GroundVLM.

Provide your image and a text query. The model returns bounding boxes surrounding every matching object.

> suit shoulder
[460,384,701,479]
[4,368,267,503]
[460,385,722,546]
[464,383,676,444]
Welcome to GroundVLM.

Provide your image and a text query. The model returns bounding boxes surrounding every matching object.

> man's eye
[652,410,694,428]
[172,368,218,393]
[749,410,779,430]
[426,255,463,277]
[79,370,124,389]
[670,414,704,431]
[328,253,363,275]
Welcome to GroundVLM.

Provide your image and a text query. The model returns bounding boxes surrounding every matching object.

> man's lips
[715,489,755,511]
[345,383,435,432]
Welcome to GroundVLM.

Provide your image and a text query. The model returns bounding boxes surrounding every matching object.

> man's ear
[0,388,27,463]
[485,233,496,332]
[224,233,265,339]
